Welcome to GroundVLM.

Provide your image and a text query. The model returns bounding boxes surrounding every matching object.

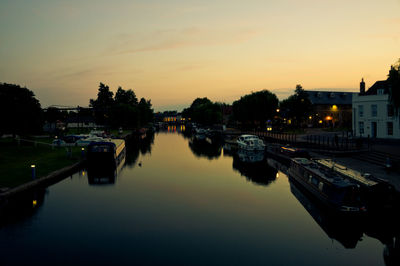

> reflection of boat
[194,128,207,140]
[87,157,125,185]
[87,139,126,168]
[237,149,264,163]
[266,157,289,175]
[289,178,363,248]
[288,158,366,213]
[315,159,398,212]
[237,135,265,151]
[232,155,277,186]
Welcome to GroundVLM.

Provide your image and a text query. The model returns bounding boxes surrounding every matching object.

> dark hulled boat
[288,158,366,213]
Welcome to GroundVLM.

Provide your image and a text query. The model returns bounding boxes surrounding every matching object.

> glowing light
[319,120,323,124]
[325,116,332,121]
[81,148,85,151]
[309,116,312,120]
[288,120,292,124]
[31,165,35,168]
[332,105,338,111]
[32,200,37,207]
[267,126,272,131]
[276,173,279,178]
[276,108,280,113]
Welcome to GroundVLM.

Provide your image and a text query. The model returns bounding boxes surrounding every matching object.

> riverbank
[0,138,83,189]
[0,160,85,200]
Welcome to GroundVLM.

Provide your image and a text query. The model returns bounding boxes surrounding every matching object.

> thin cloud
[109,28,261,55]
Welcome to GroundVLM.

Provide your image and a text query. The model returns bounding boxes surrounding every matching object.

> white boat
[236,135,265,151]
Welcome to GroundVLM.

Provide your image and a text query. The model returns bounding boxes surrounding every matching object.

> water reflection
[188,137,222,160]
[289,178,363,248]
[0,189,46,229]
[226,150,277,186]
[87,165,117,185]
[125,131,155,167]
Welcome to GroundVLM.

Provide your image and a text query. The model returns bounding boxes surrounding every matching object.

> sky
[1,0,399,111]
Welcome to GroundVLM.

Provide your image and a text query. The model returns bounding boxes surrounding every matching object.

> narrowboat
[315,159,398,211]
[87,138,126,169]
[288,158,366,213]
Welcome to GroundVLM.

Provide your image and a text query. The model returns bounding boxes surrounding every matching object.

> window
[387,122,393,136]
[388,105,394,117]
[359,122,364,135]
[378,89,384,95]
[371,105,377,117]
[358,105,363,117]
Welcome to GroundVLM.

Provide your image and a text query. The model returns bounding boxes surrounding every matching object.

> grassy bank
[0,139,82,188]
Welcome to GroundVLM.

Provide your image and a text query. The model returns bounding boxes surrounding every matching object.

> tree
[232,90,279,129]
[182,97,222,125]
[280,84,312,126]
[388,59,400,116]
[89,83,114,125]
[0,83,43,136]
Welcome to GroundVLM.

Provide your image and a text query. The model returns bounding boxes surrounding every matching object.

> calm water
[0,131,398,265]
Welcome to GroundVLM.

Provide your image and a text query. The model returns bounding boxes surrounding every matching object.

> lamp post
[31,165,36,179]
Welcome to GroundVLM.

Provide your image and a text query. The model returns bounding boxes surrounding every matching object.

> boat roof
[315,159,378,187]
[239,135,258,138]
[292,158,358,188]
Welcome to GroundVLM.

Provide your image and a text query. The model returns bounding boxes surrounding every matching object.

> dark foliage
[182,97,222,125]
[279,85,312,126]
[232,90,278,128]
[90,83,153,128]
[0,83,43,136]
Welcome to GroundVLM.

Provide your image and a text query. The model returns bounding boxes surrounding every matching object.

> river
[0,130,398,265]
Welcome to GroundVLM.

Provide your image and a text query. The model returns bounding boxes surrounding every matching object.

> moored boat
[315,159,398,211]
[87,138,126,169]
[237,135,265,151]
[288,158,366,213]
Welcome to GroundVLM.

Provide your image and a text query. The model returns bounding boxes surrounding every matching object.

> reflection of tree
[125,132,155,167]
[188,138,222,160]
[0,189,46,229]
[232,155,277,186]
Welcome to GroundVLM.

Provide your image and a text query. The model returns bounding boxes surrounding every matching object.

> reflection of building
[305,90,356,127]
[352,79,400,139]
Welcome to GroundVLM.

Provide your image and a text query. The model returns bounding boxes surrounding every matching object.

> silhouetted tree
[0,83,43,136]
[182,97,222,125]
[90,84,153,128]
[232,90,279,129]
[89,83,114,125]
[280,84,312,126]
[388,59,400,116]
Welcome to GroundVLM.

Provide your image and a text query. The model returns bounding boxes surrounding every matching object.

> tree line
[1,59,399,136]
[0,82,154,136]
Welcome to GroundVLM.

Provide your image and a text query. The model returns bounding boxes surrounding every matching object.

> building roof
[305,90,356,105]
[365,80,390,95]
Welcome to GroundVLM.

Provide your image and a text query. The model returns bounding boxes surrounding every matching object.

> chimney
[360,78,365,94]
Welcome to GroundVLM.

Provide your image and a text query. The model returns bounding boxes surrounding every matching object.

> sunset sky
[1,0,399,111]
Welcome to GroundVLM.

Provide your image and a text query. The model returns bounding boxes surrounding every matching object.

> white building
[352,79,400,139]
